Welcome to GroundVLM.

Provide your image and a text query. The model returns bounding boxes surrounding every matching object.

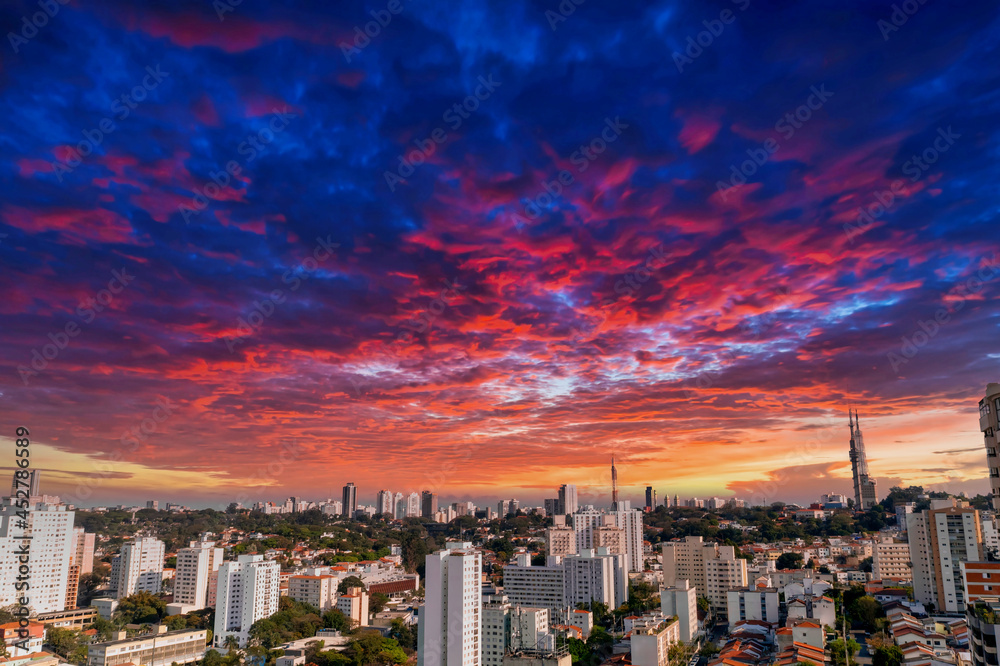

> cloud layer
[1,0,999,508]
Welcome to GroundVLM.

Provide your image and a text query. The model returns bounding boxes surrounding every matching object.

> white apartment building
[563,549,620,611]
[214,554,280,648]
[407,493,421,518]
[114,536,165,599]
[418,542,482,666]
[726,587,780,623]
[873,538,912,583]
[376,490,394,516]
[287,573,338,611]
[660,580,698,642]
[908,499,984,612]
[483,591,511,666]
[503,555,566,617]
[662,536,747,616]
[630,614,680,666]
[171,541,224,613]
[503,550,627,620]
[0,500,75,613]
[573,505,643,572]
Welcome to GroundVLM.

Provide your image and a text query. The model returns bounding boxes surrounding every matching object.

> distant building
[848,409,878,510]
[422,491,438,519]
[342,483,358,517]
[407,492,420,517]
[558,485,578,516]
[645,487,656,512]
[376,490,394,516]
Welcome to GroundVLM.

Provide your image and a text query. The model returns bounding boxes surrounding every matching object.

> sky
[1,0,999,510]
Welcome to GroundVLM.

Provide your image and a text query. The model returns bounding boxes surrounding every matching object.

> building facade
[87,629,207,666]
[114,536,165,599]
[213,554,280,648]
[0,500,75,614]
[418,542,482,666]
[908,498,984,612]
[873,538,912,582]
[173,540,224,611]
[342,483,358,517]
[659,580,698,642]
[981,383,1000,512]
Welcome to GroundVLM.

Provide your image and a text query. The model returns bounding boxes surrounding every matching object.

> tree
[369,593,390,615]
[776,552,804,570]
[323,609,352,633]
[829,638,860,666]
[114,591,167,625]
[346,631,407,666]
[338,576,365,594]
[223,634,243,663]
[44,627,87,664]
[872,645,903,666]
[849,596,882,631]
[387,618,415,652]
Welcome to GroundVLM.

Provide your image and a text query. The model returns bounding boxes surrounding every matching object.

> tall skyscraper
[611,456,619,509]
[342,483,358,517]
[172,540,224,612]
[407,492,421,517]
[214,554,280,648]
[0,498,75,613]
[558,484,578,515]
[394,492,405,519]
[848,409,878,510]
[114,535,165,599]
[421,491,438,518]
[418,542,482,666]
[9,470,40,499]
[980,383,1000,511]
[907,498,984,612]
[376,490,394,516]
[644,486,656,511]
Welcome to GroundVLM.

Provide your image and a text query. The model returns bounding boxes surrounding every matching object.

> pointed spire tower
[611,454,619,510]
[848,407,878,510]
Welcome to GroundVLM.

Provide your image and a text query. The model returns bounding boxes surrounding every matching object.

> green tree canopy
[776,552,804,570]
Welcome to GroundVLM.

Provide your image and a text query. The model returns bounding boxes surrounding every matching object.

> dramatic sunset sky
[1,0,999,509]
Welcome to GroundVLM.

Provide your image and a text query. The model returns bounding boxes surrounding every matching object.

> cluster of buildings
[7,384,1000,666]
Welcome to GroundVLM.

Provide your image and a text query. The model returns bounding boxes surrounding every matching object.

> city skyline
[2,0,999,506]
